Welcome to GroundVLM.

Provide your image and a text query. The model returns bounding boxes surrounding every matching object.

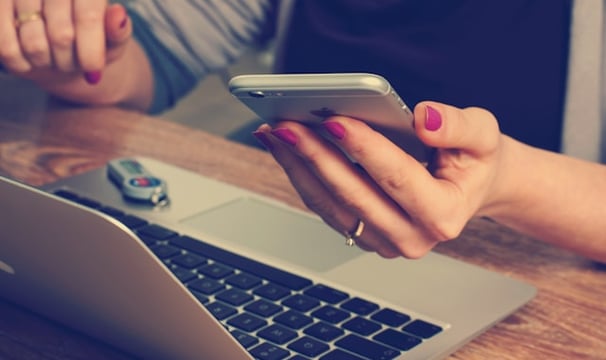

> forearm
[486,135,606,262]
[35,39,153,112]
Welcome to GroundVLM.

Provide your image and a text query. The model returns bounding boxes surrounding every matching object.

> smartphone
[228,72,428,162]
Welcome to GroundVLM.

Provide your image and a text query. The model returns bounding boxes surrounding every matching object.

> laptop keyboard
[53,189,444,360]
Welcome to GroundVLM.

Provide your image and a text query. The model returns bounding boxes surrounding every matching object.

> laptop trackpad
[180,197,363,272]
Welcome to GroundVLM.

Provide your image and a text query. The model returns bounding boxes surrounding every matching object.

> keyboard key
[231,329,259,349]
[254,283,291,301]
[250,342,290,360]
[53,189,80,201]
[227,313,267,332]
[311,305,350,324]
[320,349,365,360]
[342,317,382,336]
[215,288,254,306]
[172,236,312,290]
[138,224,178,240]
[226,272,262,289]
[282,294,320,312]
[115,214,147,229]
[304,322,344,342]
[171,253,207,269]
[258,324,298,344]
[274,310,313,330]
[288,356,311,360]
[149,244,181,259]
[98,206,124,218]
[244,299,283,318]
[402,319,442,339]
[335,334,400,360]
[188,277,225,295]
[74,197,101,209]
[198,262,234,279]
[373,329,422,351]
[371,308,411,327]
[205,301,237,320]
[304,284,348,304]
[340,297,379,315]
[190,290,209,305]
[288,336,329,357]
[137,233,161,246]
[169,265,197,283]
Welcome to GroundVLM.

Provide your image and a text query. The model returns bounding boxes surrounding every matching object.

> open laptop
[0,157,536,359]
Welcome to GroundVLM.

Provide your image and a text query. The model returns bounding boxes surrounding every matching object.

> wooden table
[0,78,604,360]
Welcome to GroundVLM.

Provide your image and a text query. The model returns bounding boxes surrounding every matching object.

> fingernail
[425,105,442,131]
[271,128,298,146]
[119,16,129,29]
[252,131,273,150]
[322,121,346,140]
[84,71,102,85]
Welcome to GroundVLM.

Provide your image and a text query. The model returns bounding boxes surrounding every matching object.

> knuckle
[393,240,431,259]
[48,26,75,49]
[346,140,370,162]
[76,9,104,26]
[423,218,464,242]
[21,37,48,57]
[375,167,409,192]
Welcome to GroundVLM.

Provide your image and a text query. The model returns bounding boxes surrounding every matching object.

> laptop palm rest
[181,197,363,273]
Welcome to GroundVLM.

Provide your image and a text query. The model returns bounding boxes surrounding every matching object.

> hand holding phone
[228,73,428,162]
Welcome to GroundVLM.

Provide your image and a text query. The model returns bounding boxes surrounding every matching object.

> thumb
[105,3,132,48]
[414,101,501,156]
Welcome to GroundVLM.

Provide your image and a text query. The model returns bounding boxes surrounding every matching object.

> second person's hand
[0,1,131,84]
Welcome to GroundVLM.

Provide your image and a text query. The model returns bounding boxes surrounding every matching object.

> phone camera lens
[248,91,265,98]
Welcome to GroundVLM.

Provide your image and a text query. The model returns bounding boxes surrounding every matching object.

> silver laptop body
[0,157,536,359]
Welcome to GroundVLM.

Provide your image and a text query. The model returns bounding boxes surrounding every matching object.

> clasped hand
[0,1,130,83]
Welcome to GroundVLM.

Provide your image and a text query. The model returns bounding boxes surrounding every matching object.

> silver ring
[345,219,365,247]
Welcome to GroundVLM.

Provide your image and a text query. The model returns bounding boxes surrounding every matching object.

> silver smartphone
[228,73,428,161]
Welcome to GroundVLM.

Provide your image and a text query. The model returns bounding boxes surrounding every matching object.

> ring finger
[15,0,51,68]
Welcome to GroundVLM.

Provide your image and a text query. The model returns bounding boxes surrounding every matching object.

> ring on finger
[15,11,44,28]
[345,219,365,247]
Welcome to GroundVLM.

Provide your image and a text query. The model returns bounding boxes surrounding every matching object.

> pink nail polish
[271,128,298,146]
[425,105,442,131]
[119,17,129,29]
[322,121,345,140]
[84,71,102,85]
[252,131,273,150]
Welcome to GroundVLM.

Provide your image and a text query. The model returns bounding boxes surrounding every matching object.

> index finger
[73,0,107,72]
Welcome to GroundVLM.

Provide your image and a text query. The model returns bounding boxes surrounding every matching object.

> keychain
[107,158,168,206]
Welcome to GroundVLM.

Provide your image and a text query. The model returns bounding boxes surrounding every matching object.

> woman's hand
[254,102,509,259]
[0,1,132,84]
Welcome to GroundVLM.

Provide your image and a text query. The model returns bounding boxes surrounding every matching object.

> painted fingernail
[270,128,298,146]
[425,105,442,131]
[322,121,345,140]
[119,16,129,29]
[84,71,102,85]
[252,131,274,150]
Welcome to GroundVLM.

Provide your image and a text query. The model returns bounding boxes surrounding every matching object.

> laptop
[0,157,536,359]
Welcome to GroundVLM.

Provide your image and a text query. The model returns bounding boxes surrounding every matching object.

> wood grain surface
[0,80,604,359]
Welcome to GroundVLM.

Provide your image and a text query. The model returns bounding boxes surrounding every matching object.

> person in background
[1,0,604,261]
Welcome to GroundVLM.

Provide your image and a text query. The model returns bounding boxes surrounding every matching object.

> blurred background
[160,47,272,141]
